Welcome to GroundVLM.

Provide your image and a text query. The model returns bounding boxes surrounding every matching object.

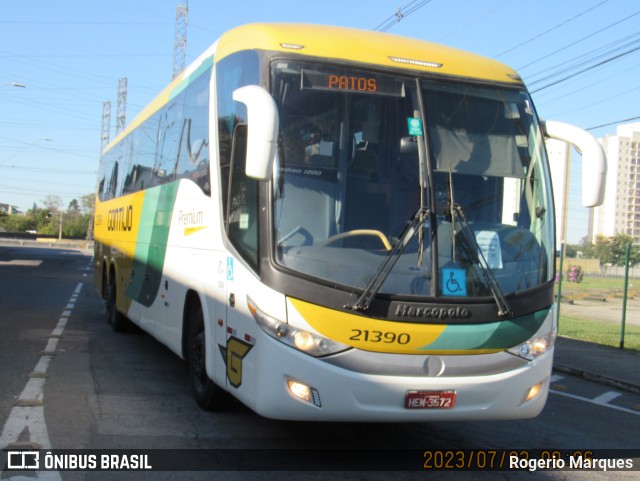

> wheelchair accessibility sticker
[226,257,234,281]
[442,267,467,296]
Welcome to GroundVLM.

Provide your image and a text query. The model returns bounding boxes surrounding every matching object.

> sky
[1,0,639,243]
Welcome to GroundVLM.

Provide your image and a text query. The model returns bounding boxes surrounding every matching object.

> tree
[610,233,640,266]
[62,197,91,238]
[0,194,94,237]
[43,195,63,213]
[588,233,639,267]
[590,235,611,265]
[579,236,596,259]
[564,244,579,258]
[68,199,80,214]
[0,213,36,233]
[80,194,95,215]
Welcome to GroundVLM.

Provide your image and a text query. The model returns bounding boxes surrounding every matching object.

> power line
[526,30,640,84]
[517,8,640,71]
[542,62,640,112]
[0,165,96,175]
[530,43,640,93]
[437,0,513,41]
[373,0,434,32]
[494,0,611,58]
[586,116,640,131]
[546,84,640,117]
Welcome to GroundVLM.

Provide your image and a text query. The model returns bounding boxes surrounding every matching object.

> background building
[590,122,640,244]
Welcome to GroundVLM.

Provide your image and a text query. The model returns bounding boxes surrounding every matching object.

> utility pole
[116,77,128,134]
[100,100,111,155]
[172,3,188,79]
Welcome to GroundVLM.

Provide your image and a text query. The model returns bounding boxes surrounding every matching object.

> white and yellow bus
[94,23,606,421]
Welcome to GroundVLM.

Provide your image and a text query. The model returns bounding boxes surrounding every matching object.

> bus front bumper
[241,337,553,422]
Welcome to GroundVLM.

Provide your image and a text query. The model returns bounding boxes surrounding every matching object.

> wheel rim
[191,331,207,392]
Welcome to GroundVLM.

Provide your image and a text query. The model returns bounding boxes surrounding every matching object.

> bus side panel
[94,190,147,320]
[220,255,290,409]
[141,179,225,358]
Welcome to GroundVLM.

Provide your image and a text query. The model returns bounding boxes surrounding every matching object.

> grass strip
[559,315,640,352]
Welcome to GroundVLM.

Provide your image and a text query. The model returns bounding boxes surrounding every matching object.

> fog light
[288,380,311,402]
[523,382,543,403]
[286,379,322,407]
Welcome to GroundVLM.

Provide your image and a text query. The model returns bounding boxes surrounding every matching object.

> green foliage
[579,233,639,266]
[564,243,579,258]
[0,194,94,238]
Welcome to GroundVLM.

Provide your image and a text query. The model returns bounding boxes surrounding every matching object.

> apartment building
[589,122,640,244]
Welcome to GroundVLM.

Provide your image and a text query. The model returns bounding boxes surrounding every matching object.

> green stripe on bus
[126,182,180,307]
[418,308,549,351]
[169,56,214,101]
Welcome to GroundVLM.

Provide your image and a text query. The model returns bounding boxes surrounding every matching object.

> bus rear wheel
[106,273,131,333]
[187,304,231,411]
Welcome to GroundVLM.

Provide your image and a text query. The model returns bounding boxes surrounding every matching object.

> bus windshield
[271,61,554,300]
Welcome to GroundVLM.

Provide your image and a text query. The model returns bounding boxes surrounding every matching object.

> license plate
[404,391,456,409]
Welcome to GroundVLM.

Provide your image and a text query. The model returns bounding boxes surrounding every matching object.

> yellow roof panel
[103,23,522,155]
[217,23,522,85]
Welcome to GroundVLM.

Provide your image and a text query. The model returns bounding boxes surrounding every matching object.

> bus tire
[187,303,231,411]
[106,273,131,333]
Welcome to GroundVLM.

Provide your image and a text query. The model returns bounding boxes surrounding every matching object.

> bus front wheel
[187,304,231,411]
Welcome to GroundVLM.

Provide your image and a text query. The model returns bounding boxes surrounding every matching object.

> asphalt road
[0,244,638,481]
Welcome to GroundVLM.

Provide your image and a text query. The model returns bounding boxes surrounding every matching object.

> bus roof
[104,23,522,155]
[217,23,522,85]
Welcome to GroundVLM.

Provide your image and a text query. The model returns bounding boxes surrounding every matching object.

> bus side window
[176,72,211,194]
[155,101,182,184]
[226,124,259,269]
[217,50,260,270]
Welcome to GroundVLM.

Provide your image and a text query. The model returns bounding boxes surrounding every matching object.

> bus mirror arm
[232,85,279,181]
[541,120,607,208]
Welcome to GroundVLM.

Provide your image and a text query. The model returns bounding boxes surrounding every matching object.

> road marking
[592,391,622,405]
[0,282,83,480]
[550,389,640,416]
[0,260,43,267]
[550,374,564,383]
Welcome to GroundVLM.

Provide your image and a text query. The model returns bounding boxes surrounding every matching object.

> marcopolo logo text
[395,304,471,320]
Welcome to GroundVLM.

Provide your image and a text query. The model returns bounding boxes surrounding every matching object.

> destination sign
[301,68,405,97]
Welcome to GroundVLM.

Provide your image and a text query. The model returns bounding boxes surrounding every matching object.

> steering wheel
[319,229,392,251]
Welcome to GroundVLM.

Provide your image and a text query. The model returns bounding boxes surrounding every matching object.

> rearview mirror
[232,85,279,181]
[542,120,607,207]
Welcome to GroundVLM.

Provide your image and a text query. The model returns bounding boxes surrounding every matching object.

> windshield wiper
[450,204,513,318]
[346,206,430,312]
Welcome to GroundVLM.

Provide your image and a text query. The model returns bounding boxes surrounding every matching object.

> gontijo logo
[107,204,133,232]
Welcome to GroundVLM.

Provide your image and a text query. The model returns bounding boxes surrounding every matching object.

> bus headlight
[507,330,557,361]
[247,297,350,357]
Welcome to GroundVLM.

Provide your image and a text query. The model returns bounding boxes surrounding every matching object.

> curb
[553,364,640,395]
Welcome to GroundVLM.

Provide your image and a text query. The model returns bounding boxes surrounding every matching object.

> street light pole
[0,82,26,88]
